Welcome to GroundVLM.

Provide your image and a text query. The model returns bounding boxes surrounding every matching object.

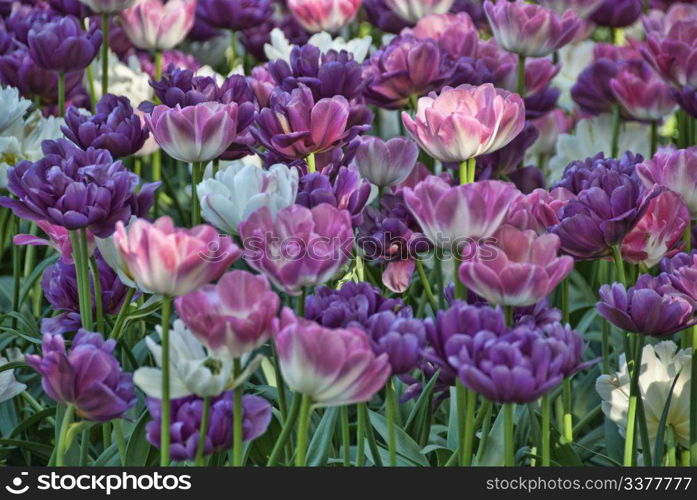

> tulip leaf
[0,438,53,458]
[652,369,681,466]
[125,411,153,467]
[367,409,429,466]
[307,407,339,466]
[404,370,439,436]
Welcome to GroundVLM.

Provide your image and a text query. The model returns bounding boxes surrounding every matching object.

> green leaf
[367,409,428,466]
[0,438,53,458]
[306,407,339,466]
[125,411,152,467]
[653,370,682,466]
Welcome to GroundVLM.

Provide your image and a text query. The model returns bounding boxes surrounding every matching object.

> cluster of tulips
[0,0,695,468]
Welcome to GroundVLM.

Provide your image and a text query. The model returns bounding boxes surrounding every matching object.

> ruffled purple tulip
[26,330,136,422]
[363,35,452,110]
[253,85,370,161]
[0,139,158,237]
[175,270,280,359]
[403,176,523,251]
[507,187,574,235]
[275,308,391,407]
[145,102,241,163]
[459,225,573,307]
[365,311,426,374]
[636,146,697,219]
[295,166,371,226]
[41,253,131,335]
[145,392,271,461]
[304,280,407,329]
[240,203,354,296]
[402,84,526,163]
[571,54,630,117]
[119,0,195,50]
[197,0,273,32]
[590,0,642,28]
[597,274,696,336]
[49,0,94,17]
[484,0,581,58]
[622,189,689,268]
[610,60,677,121]
[62,94,149,158]
[354,136,419,188]
[28,15,102,73]
[287,0,363,33]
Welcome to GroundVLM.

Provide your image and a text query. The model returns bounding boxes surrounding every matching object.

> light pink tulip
[287,0,363,33]
[385,0,455,23]
[113,216,241,296]
[119,0,196,51]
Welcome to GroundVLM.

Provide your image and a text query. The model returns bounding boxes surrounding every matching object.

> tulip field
[1,0,697,472]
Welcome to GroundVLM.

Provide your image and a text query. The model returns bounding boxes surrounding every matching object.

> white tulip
[264,28,372,64]
[0,86,31,135]
[0,356,26,403]
[596,341,691,450]
[197,163,298,235]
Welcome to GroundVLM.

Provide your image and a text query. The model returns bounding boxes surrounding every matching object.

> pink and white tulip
[113,216,241,296]
[402,84,525,163]
[637,146,697,219]
[145,102,240,163]
[275,308,391,407]
[459,225,574,306]
[287,0,363,33]
[384,0,455,24]
[175,270,280,359]
[119,0,196,51]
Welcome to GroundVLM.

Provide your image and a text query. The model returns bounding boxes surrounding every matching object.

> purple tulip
[363,0,412,33]
[28,15,102,73]
[459,225,574,307]
[253,85,371,161]
[41,253,131,335]
[598,274,696,336]
[590,0,642,28]
[636,146,697,219]
[240,203,354,296]
[62,94,149,158]
[475,121,540,179]
[403,176,523,251]
[304,281,407,329]
[484,0,581,58]
[295,166,371,226]
[145,392,272,461]
[48,0,94,17]
[196,0,273,31]
[175,270,280,359]
[610,61,677,121]
[26,330,136,422]
[354,136,419,188]
[507,187,574,235]
[642,13,697,90]
[363,35,452,110]
[406,12,478,60]
[0,139,158,238]
[571,58,621,116]
[446,323,581,403]
[365,311,426,374]
[275,308,391,407]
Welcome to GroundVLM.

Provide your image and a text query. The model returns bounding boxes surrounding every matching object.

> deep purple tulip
[476,121,540,178]
[668,252,697,303]
[304,281,407,329]
[62,94,149,158]
[145,392,272,461]
[28,15,102,73]
[366,311,426,374]
[597,274,696,336]
[26,330,136,422]
[197,0,274,31]
[363,0,412,33]
[363,35,452,110]
[253,85,371,161]
[590,0,642,28]
[571,58,621,116]
[0,139,158,238]
[40,253,131,335]
[5,3,57,46]
[295,166,371,226]
[48,0,93,17]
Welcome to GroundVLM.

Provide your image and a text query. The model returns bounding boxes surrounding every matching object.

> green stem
[89,256,104,334]
[155,50,163,81]
[561,277,569,325]
[11,216,20,330]
[307,152,316,174]
[459,160,467,186]
[356,403,366,467]
[85,64,97,112]
[232,358,243,466]
[79,429,90,466]
[341,406,351,467]
[562,378,573,444]
[195,397,212,466]
[113,419,126,466]
[517,55,526,98]
[160,296,173,466]
[461,388,477,466]
[109,287,136,340]
[364,402,383,466]
[503,403,515,466]
[666,426,676,466]
[650,120,658,157]
[56,405,75,467]
[191,162,202,227]
[267,393,302,466]
[229,30,238,69]
[610,104,621,158]
[415,259,437,313]
[385,380,398,466]
[294,394,313,466]
[623,334,645,466]
[612,245,626,286]
[453,251,466,302]
[58,72,66,117]
[69,230,92,330]
[541,394,551,467]
[101,14,110,97]
[455,380,466,466]
[271,342,288,422]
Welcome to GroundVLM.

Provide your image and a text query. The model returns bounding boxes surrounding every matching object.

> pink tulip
[622,189,689,268]
[403,176,523,250]
[239,203,354,296]
[402,84,525,163]
[175,270,280,358]
[506,187,574,234]
[275,308,391,407]
[119,0,196,51]
[610,62,677,121]
[636,146,697,219]
[14,220,95,262]
[145,102,240,163]
[287,0,363,33]
[113,216,241,296]
[459,225,574,306]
